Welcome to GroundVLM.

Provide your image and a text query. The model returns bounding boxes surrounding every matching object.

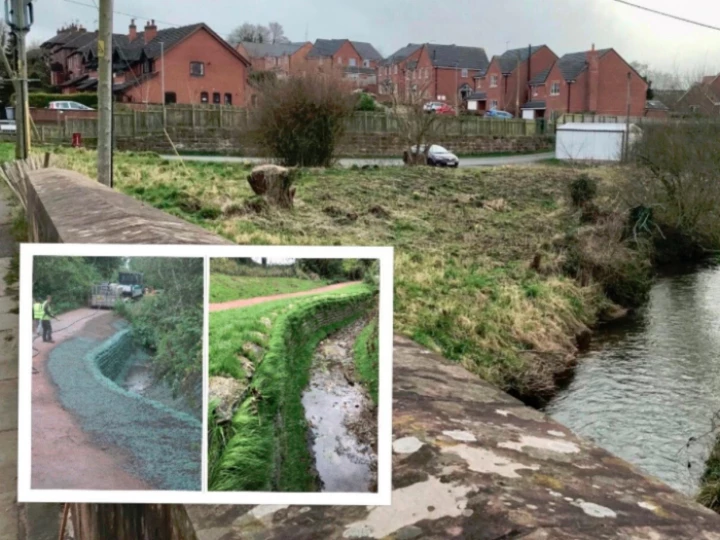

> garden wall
[61,127,554,157]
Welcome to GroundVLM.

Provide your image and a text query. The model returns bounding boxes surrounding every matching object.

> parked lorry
[89,271,144,309]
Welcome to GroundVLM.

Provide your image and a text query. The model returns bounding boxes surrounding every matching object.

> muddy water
[120,352,201,420]
[546,264,720,496]
[302,318,377,492]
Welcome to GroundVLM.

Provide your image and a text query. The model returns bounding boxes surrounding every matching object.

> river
[546,263,720,496]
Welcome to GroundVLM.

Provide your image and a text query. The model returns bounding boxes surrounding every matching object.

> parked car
[435,103,456,115]
[484,109,513,119]
[0,120,16,133]
[403,144,459,167]
[423,101,444,113]
[48,101,95,111]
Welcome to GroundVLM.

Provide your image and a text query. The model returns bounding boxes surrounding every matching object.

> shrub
[28,92,98,109]
[355,92,376,112]
[251,74,356,167]
[569,174,598,208]
[626,120,720,258]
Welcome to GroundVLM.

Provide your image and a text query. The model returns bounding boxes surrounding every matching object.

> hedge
[28,92,98,109]
[209,288,373,492]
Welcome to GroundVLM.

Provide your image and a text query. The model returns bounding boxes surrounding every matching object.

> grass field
[210,274,330,303]
[53,146,624,399]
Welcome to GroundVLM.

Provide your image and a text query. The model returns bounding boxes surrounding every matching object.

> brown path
[31,308,151,490]
[209,281,363,313]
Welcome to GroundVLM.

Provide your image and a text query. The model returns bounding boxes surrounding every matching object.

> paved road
[161,152,555,168]
[209,281,363,313]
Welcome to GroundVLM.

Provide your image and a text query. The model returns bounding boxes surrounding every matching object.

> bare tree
[267,22,290,44]
[388,78,441,166]
[228,23,271,45]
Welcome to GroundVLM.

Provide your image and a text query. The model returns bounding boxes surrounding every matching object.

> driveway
[160,152,555,168]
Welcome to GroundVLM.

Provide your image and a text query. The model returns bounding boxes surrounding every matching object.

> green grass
[353,319,379,405]
[699,436,720,513]
[57,146,624,398]
[208,285,373,492]
[210,273,330,303]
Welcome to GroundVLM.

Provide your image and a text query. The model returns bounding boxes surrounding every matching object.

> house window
[550,82,561,96]
[224,93,232,105]
[490,75,498,87]
[491,100,498,109]
[164,92,176,105]
[363,59,370,67]
[337,56,342,65]
[349,58,356,67]
[461,68,468,77]
[251,94,258,106]
[190,61,205,77]
[200,91,208,103]
[213,92,221,104]
[424,68,429,79]
[690,105,699,113]
[394,65,398,74]
[143,59,152,74]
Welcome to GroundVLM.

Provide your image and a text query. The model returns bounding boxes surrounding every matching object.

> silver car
[405,144,460,167]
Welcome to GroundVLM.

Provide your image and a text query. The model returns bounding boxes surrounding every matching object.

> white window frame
[550,81,561,96]
[363,59,370,67]
[461,68,468,78]
[349,58,356,67]
[490,75,498,88]
[491,100,498,109]
[337,56,343,65]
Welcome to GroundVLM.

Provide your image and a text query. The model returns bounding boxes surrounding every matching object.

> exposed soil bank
[302,317,377,492]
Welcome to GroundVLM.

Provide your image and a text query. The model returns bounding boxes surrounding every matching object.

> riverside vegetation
[32,117,720,505]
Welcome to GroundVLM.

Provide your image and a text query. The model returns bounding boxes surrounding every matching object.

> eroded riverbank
[546,264,720,496]
[302,317,378,492]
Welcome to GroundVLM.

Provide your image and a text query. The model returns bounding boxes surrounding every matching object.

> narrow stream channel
[302,318,377,492]
[546,264,720,496]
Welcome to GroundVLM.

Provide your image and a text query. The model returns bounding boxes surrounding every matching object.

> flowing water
[302,318,377,492]
[546,264,720,495]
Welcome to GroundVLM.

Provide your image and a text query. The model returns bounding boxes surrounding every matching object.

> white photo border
[18,243,393,506]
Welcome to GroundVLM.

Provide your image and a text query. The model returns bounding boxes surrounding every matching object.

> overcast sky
[31,0,720,75]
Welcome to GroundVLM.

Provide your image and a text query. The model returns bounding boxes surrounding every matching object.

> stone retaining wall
[93,328,135,381]
[60,127,554,157]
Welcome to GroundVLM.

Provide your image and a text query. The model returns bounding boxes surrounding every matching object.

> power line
[613,0,720,32]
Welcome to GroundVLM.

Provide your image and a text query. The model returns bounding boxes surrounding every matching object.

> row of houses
[42,20,712,120]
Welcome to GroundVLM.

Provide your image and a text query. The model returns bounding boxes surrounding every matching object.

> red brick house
[470,45,557,116]
[378,43,489,106]
[301,39,382,89]
[675,74,720,116]
[236,41,313,78]
[520,45,647,120]
[41,20,250,106]
[40,24,97,86]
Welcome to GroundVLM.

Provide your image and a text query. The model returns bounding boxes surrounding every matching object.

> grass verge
[699,436,720,512]
[353,318,379,405]
[210,273,330,303]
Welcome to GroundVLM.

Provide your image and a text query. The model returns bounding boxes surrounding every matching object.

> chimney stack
[129,19,137,42]
[144,20,157,44]
[587,43,599,112]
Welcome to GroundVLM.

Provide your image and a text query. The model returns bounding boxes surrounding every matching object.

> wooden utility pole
[624,71,632,161]
[97,0,113,186]
[10,0,31,159]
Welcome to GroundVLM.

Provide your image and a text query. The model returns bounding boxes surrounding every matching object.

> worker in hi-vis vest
[32,298,43,337]
[41,295,58,343]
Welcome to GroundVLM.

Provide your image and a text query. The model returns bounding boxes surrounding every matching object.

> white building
[555,122,642,162]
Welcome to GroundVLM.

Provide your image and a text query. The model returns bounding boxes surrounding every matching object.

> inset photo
[20,247,204,497]
[207,250,391,503]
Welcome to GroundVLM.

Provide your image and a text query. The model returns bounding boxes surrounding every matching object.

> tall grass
[353,318,379,405]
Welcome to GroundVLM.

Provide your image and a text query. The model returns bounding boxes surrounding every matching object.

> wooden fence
[33,107,555,142]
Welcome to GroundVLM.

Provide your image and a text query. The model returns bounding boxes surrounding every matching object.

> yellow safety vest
[41,301,51,321]
[33,302,44,319]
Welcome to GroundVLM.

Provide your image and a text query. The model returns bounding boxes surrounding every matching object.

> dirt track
[209,281,363,313]
[31,308,151,490]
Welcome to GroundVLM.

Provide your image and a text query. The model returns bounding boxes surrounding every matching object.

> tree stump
[247,164,296,209]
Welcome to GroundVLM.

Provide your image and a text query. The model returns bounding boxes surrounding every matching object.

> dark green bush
[28,92,98,108]
[569,174,598,208]
[355,92,376,111]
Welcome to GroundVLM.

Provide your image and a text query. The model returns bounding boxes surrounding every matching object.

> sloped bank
[209,287,375,492]
[48,320,202,491]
